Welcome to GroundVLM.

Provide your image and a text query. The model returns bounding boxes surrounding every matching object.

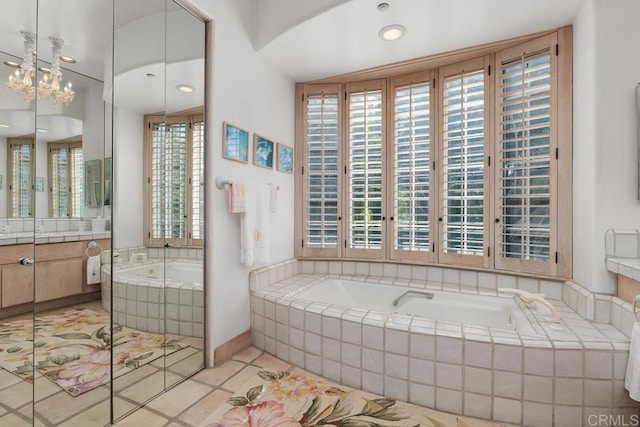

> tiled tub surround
[250,260,640,426]
[102,251,204,338]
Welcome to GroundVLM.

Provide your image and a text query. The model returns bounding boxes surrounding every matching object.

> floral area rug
[0,308,183,396]
[208,369,502,427]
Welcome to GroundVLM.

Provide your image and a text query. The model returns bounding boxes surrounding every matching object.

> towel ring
[634,295,640,320]
[86,241,102,257]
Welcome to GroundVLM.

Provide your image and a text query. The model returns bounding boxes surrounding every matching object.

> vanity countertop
[0,231,110,246]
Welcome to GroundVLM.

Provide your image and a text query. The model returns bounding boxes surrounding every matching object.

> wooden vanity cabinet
[0,244,34,308]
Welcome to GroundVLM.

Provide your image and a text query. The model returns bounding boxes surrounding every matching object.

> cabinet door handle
[17,257,34,266]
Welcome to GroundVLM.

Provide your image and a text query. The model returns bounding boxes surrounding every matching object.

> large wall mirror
[0,0,206,425]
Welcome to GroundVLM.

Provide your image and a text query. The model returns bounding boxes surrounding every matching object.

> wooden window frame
[143,108,204,248]
[48,138,83,218]
[294,26,572,280]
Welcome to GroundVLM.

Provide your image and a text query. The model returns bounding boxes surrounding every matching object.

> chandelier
[38,37,74,106]
[7,31,36,102]
[6,32,75,106]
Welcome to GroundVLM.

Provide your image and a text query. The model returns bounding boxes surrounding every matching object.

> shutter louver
[305,93,340,249]
[9,142,33,218]
[70,146,83,218]
[442,68,486,257]
[393,81,431,254]
[348,88,383,251]
[51,147,69,217]
[191,120,204,241]
[498,49,552,262]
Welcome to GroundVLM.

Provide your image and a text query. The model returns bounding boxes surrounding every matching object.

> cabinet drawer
[35,242,83,262]
[0,244,33,265]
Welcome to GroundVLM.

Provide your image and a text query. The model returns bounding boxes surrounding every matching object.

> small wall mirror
[84,159,102,207]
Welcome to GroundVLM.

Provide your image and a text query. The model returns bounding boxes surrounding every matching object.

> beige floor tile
[0,381,35,409]
[34,376,67,400]
[146,379,212,417]
[191,360,245,387]
[0,413,32,427]
[0,369,25,391]
[0,406,6,416]
[178,389,232,426]
[231,346,262,364]
[117,370,167,404]
[176,337,205,350]
[113,408,168,427]
[252,352,293,372]
[57,397,111,427]
[221,365,262,392]
[34,385,110,425]
[168,352,204,378]
[113,364,159,393]
[151,346,199,369]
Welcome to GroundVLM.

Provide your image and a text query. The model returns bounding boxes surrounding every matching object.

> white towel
[240,183,270,267]
[87,255,101,285]
[625,321,640,401]
[269,184,278,213]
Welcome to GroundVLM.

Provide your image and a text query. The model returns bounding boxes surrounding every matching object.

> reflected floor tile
[176,336,205,350]
[191,360,245,386]
[34,376,65,401]
[146,379,211,417]
[178,389,232,426]
[58,396,118,427]
[113,364,159,393]
[168,352,204,378]
[0,381,34,409]
[150,347,199,369]
[117,370,181,405]
[0,369,24,391]
[34,385,109,425]
[113,407,168,427]
[0,413,32,427]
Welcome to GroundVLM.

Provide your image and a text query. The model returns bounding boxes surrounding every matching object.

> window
[296,28,572,278]
[144,110,204,247]
[7,137,34,218]
[48,140,83,217]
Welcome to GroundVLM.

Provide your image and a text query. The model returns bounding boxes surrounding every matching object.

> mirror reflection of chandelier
[38,37,74,106]
[6,31,75,106]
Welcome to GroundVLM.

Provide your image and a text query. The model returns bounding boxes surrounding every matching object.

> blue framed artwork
[253,134,274,169]
[223,122,249,163]
[276,143,293,173]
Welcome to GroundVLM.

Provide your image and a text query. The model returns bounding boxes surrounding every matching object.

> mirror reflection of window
[48,138,83,217]
[7,137,34,217]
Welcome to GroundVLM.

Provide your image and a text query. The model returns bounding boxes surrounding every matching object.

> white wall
[112,106,144,248]
[193,0,295,361]
[573,0,640,293]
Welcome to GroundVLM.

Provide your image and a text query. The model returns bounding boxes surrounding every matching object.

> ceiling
[254,0,587,82]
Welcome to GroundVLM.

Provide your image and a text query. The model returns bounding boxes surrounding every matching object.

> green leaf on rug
[54,333,92,340]
[324,386,347,396]
[7,346,21,353]
[361,398,395,415]
[332,419,385,427]
[227,396,249,407]
[246,385,263,402]
[300,397,320,424]
[33,341,46,348]
[257,370,287,381]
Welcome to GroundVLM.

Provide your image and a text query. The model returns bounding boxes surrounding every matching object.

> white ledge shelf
[605,228,640,282]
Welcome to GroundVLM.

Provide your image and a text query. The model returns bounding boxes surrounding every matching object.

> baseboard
[213,329,251,365]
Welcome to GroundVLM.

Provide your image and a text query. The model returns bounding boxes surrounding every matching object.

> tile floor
[0,302,204,426]
[114,347,508,427]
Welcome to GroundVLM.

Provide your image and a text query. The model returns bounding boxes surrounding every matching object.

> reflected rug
[0,308,183,396]
[207,368,504,427]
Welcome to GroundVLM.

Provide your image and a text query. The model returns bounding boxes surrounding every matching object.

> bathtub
[250,261,640,425]
[101,259,204,337]
[294,278,535,333]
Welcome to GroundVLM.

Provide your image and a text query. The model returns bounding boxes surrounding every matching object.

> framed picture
[276,143,293,173]
[35,177,44,192]
[84,159,102,207]
[253,134,275,169]
[222,122,249,163]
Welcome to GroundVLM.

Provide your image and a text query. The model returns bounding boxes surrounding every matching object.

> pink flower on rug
[210,401,301,427]
[55,350,129,395]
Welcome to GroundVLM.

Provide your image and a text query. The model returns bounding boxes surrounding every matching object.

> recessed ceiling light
[146,73,156,78]
[38,67,50,74]
[379,24,406,41]
[0,123,10,128]
[36,128,48,133]
[176,84,195,93]
[4,61,20,68]
[59,56,76,64]
[377,2,390,11]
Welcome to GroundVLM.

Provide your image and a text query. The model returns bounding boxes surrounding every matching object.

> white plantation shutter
[301,85,341,257]
[391,72,433,261]
[191,118,204,243]
[345,80,385,259]
[145,111,204,247]
[8,139,34,218]
[495,35,557,275]
[49,141,83,218]
[440,57,490,268]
